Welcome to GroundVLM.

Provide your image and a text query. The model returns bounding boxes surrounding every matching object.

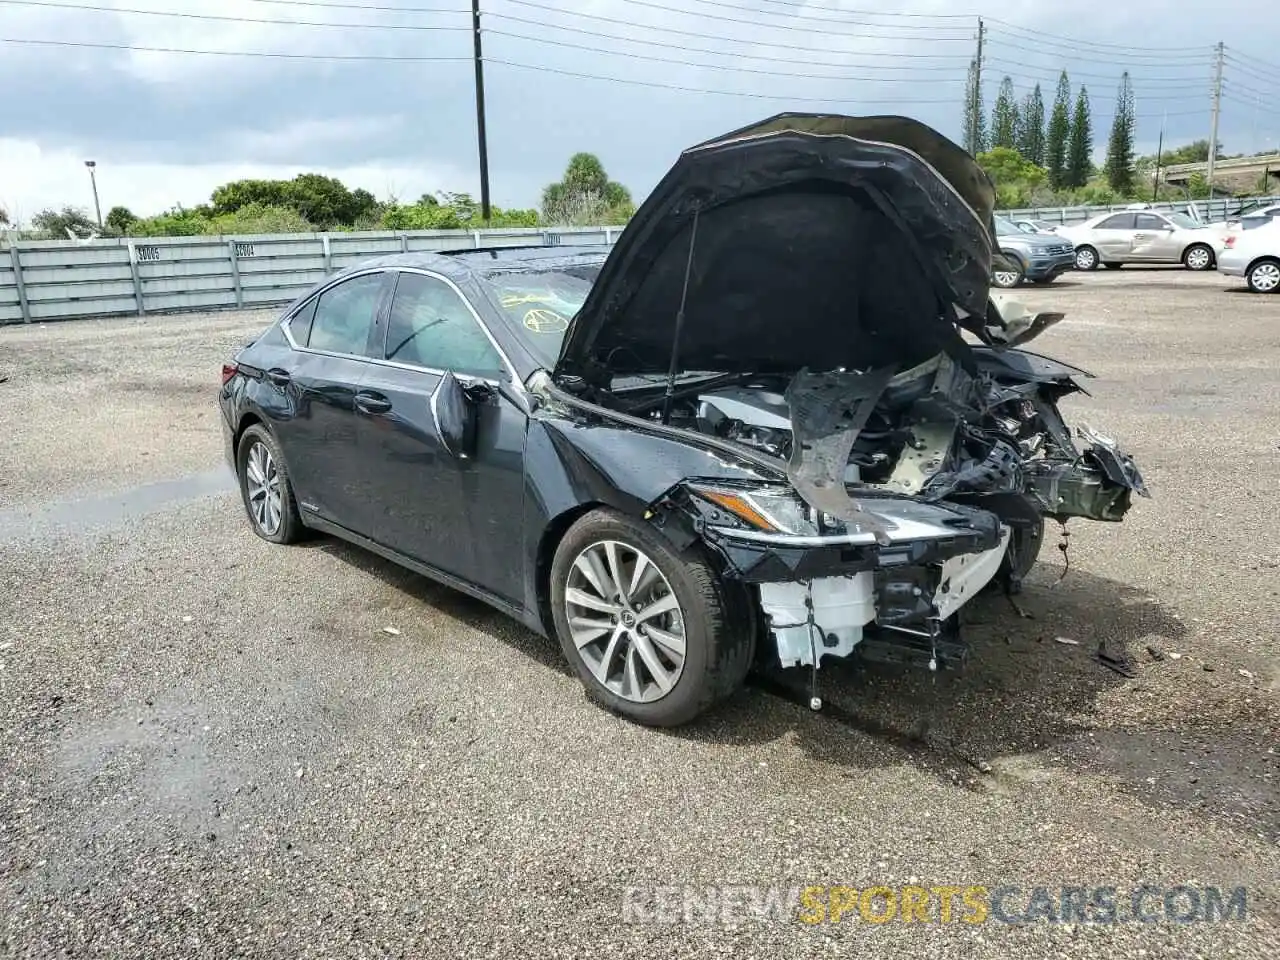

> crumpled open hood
[554,113,1020,386]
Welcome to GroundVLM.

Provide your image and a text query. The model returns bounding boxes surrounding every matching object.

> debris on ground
[1095,640,1138,678]
[381,626,401,636]
[1202,663,1216,672]
[1238,669,1254,679]
[1168,652,1183,660]
[1146,644,1166,661]
[1054,636,1080,646]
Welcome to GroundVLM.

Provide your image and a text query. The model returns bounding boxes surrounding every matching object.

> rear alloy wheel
[1183,244,1214,271]
[1075,246,1099,271]
[236,424,304,544]
[1247,259,1280,293]
[550,508,753,727]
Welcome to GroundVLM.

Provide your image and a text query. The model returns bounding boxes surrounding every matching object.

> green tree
[30,206,99,238]
[976,146,1049,207]
[1066,86,1093,189]
[210,179,289,215]
[962,57,987,154]
[1104,72,1137,195]
[0,206,9,227]
[541,153,634,226]
[105,206,137,234]
[1019,84,1046,165]
[1046,71,1072,190]
[991,77,1019,150]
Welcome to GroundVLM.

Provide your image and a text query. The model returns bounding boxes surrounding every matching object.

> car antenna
[660,206,700,426]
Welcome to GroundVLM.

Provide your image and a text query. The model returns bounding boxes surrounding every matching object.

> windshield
[1166,212,1199,229]
[482,268,594,367]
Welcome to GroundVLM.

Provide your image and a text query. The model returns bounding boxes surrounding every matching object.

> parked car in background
[1010,218,1061,235]
[1058,210,1219,271]
[992,216,1076,287]
[1218,218,1280,293]
[219,113,1146,727]
[1209,205,1280,254]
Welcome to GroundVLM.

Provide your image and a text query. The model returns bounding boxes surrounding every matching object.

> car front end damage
[634,329,1147,673]
[547,111,1149,677]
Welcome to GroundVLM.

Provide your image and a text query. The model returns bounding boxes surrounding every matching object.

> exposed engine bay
[592,298,1149,675]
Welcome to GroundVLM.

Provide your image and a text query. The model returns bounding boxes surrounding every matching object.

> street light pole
[84,160,103,229]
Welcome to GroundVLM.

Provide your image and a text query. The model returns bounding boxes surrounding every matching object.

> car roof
[333,245,611,280]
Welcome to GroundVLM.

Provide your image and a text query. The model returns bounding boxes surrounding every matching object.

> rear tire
[549,508,753,727]
[1246,258,1280,293]
[236,424,305,545]
[1183,243,1214,271]
[1075,246,1099,271]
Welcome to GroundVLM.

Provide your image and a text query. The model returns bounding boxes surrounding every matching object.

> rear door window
[308,272,386,356]
[1097,214,1136,229]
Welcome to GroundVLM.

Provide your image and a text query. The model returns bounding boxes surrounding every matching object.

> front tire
[236,424,305,544]
[1246,258,1280,293]
[1075,246,1099,271]
[549,508,753,727]
[1183,243,1214,271]
[992,260,1025,288]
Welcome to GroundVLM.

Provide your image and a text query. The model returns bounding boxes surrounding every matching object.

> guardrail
[997,196,1280,226]
[0,226,619,325]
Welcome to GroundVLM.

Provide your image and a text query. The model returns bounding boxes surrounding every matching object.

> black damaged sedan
[220,113,1147,727]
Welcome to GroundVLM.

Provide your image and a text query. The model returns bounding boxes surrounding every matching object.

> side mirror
[433,370,495,460]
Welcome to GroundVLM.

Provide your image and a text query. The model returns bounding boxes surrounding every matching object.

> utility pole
[471,0,491,222]
[1152,110,1165,203]
[1206,41,1224,200]
[968,17,985,153]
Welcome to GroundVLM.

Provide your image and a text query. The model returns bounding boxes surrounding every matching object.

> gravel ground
[1,268,1277,958]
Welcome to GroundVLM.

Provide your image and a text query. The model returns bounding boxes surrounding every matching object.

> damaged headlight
[687,483,819,536]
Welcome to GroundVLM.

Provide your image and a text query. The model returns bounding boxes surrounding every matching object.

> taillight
[221,362,239,385]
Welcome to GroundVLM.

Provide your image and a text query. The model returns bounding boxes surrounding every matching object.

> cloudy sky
[1,0,1277,222]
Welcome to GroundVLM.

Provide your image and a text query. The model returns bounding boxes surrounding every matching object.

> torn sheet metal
[783,366,896,543]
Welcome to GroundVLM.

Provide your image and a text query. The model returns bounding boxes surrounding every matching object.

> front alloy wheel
[1247,259,1280,293]
[549,508,754,727]
[1075,246,1099,271]
[564,541,686,703]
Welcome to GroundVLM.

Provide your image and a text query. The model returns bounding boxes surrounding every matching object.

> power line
[676,0,976,17]
[485,56,959,103]
[1224,46,1280,75]
[984,28,1212,66]
[0,33,955,105]
[493,1,974,60]
[984,17,1209,53]
[485,28,968,82]
[496,0,973,40]
[984,58,1209,86]
[0,0,467,30]
[0,35,472,59]
[609,0,974,32]
[1223,55,1280,86]
[484,12,968,69]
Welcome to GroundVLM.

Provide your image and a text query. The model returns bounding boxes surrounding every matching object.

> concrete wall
[0,226,619,325]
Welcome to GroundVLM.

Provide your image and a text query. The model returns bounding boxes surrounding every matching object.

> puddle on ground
[0,467,236,543]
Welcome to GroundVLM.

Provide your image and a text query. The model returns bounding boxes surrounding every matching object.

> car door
[273,269,392,529]
[354,269,529,603]
[1089,213,1138,261]
[1130,213,1179,261]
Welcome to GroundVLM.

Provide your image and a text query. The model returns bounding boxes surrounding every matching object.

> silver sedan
[1059,210,1220,271]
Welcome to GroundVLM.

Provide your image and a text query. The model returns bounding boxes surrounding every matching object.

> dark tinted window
[309,273,384,355]
[1135,214,1169,230]
[1097,214,1136,229]
[289,298,317,345]
[385,272,502,376]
